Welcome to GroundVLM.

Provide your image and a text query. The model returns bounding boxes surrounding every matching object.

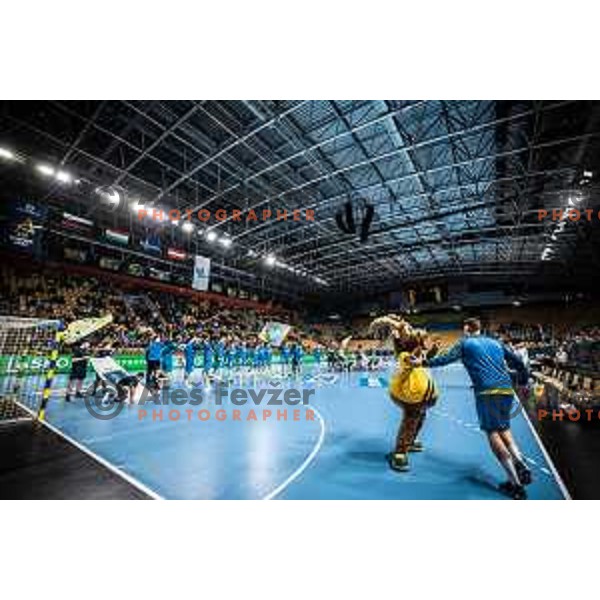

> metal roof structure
[2,100,600,301]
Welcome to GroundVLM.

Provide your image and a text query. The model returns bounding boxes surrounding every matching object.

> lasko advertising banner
[0,352,314,375]
[192,254,211,291]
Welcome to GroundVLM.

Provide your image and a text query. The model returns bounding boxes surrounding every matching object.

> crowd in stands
[490,321,600,412]
[3,262,600,394]
[492,321,600,375]
[0,264,297,352]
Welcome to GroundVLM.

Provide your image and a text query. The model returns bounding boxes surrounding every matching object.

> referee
[65,342,90,402]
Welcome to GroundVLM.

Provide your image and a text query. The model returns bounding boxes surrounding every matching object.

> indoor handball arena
[2,100,600,500]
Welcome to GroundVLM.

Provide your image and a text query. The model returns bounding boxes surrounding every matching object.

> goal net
[0,317,61,423]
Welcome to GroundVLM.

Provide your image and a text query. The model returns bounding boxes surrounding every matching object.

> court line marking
[15,400,164,500]
[520,405,572,500]
[430,404,571,498]
[261,405,326,501]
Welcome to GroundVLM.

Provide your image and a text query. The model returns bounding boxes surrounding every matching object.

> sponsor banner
[0,353,147,376]
[127,263,144,276]
[149,267,170,281]
[0,352,316,376]
[64,247,88,263]
[192,254,211,291]
[99,256,121,271]
[1,201,47,252]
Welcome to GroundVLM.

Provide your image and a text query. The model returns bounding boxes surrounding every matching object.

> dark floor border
[0,419,155,500]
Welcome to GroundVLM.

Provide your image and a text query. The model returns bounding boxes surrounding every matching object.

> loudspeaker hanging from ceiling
[335,199,374,243]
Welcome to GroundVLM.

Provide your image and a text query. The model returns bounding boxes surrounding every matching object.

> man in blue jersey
[202,337,214,382]
[183,337,198,384]
[263,343,273,373]
[427,317,532,499]
[214,337,225,376]
[247,343,256,371]
[280,342,290,376]
[290,342,303,377]
[145,335,163,386]
[313,345,322,372]
[224,338,234,373]
[161,336,176,383]
[253,341,264,371]
[236,341,247,369]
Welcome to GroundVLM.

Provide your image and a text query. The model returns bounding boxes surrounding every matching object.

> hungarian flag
[105,228,129,245]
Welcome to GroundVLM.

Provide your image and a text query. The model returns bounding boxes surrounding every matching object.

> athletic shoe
[387,452,409,472]
[409,441,424,453]
[65,395,71,403]
[515,461,533,486]
[499,481,528,500]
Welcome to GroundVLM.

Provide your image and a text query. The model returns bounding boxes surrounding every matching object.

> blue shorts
[475,393,516,432]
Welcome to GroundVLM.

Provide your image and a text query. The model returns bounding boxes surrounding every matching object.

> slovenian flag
[62,212,94,231]
[105,228,129,245]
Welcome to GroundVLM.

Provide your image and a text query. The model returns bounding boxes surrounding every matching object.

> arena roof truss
[2,100,599,299]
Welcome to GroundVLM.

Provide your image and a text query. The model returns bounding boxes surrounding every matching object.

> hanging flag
[62,314,113,345]
[1,202,47,252]
[168,247,187,261]
[141,235,161,254]
[62,212,93,231]
[105,228,129,245]
[258,321,291,347]
[192,254,211,291]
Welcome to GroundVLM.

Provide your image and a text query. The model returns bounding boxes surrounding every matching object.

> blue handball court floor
[37,364,567,500]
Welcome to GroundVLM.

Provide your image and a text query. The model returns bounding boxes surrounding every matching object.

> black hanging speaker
[344,201,356,234]
[335,199,374,240]
[335,201,356,234]
[335,210,351,234]
[360,204,374,243]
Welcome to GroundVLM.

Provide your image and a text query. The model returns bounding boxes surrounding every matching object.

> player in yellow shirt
[371,315,439,472]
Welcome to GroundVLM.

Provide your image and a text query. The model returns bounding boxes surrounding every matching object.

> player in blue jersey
[236,341,247,370]
[246,343,256,371]
[183,337,198,385]
[428,317,532,499]
[160,337,176,384]
[202,337,214,383]
[145,335,163,386]
[253,341,263,371]
[280,342,290,376]
[290,342,303,377]
[213,337,225,377]
[224,339,234,375]
[313,345,322,372]
[264,343,273,373]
